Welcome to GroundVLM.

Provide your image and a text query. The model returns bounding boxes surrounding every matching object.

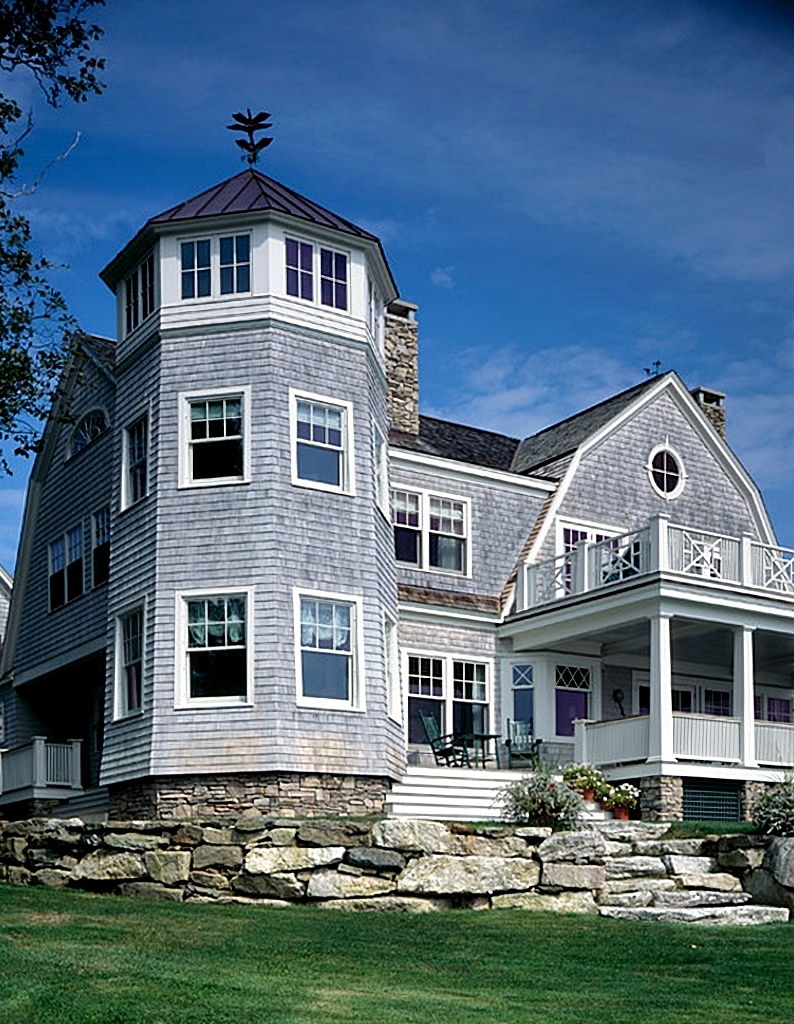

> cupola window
[285,238,349,311]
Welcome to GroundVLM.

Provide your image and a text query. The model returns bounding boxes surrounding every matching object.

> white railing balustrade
[750,543,794,594]
[0,737,82,795]
[673,713,741,762]
[755,722,794,765]
[588,529,649,590]
[574,715,650,765]
[667,526,740,582]
[516,515,794,611]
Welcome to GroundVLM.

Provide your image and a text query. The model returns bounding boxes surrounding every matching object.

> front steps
[385,765,613,822]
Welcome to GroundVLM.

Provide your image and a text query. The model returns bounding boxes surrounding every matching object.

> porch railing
[0,737,82,796]
[516,515,794,610]
[575,715,794,768]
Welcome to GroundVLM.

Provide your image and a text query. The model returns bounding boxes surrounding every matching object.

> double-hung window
[285,238,348,311]
[181,388,249,486]
[49,526,84,610]
[92,507,111,587]
[117,608,143,716]
[180,235,251,299]
[182,593,250,704]
[125,252,156,334]
[296,591,362,708]
[291,391,354,493]
[124,415,148,507]
[406,653,489,744]
[392,489,469,575]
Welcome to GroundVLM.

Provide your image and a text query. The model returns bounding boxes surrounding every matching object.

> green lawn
[1,882,792,1024]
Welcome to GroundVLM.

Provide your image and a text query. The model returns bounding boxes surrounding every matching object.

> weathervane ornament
[227,109,274,165]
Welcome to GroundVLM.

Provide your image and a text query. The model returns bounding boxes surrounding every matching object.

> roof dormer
[100,169,398,361]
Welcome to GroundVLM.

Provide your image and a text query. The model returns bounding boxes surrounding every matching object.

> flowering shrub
[499,768,584,830]
[561,762,607,796]
[603,782,640,810]
[753,778,794,836]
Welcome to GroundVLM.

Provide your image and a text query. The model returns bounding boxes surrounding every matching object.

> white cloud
[430,266,456,289]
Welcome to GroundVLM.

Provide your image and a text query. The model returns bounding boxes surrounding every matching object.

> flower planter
[581,788,596,802]
[612,806,630,820]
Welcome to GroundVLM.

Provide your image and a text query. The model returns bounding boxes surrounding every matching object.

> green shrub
[499,768,584,830]
[753,778,794,836]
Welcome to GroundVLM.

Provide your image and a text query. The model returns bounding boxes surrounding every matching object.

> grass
[2,883,794,1024]
[660,821,757,838]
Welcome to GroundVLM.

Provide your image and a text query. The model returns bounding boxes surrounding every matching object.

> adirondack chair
[504,719,542,770]
[419,711,472,768]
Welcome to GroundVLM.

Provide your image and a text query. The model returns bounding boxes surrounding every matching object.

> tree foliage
[0,0,105,472]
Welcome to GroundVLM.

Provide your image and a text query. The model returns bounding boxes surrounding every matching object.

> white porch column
[734,626,757,767]
[647,614,675,763]
[649,513,670,572]
[32,736,47,787]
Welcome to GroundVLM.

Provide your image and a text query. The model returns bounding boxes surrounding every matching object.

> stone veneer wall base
[108,772,391,821]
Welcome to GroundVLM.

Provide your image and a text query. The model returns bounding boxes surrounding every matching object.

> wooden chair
[419,711,472,768]
[504,719,542,770]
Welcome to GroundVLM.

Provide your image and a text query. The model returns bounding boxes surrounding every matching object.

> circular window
[648,444,685,499]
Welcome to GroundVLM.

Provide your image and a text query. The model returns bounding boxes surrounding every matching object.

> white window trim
[289,387,356,496]
[123,250,158,338]
[121,408,150,511]
[293,586,365,712]
[177,385,252,489]
[403,649,493,739]
[373,419,389,518]
[178,231,252,302]
[283,232,353,315]
[392,487,472,578]
[384,613,401,723]
[555,517,626,555]
[114,598,147,721]
[91,506,111,588]
[646,442,686,500]
[174,586,255,709]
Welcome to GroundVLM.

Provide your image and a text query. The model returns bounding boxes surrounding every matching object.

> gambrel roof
[511,376,659,477]
[391,416,520,471]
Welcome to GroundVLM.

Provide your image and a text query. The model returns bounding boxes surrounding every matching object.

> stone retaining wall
[1,815,792,922]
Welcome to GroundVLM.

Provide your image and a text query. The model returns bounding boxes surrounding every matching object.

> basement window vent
[682,779,742,822]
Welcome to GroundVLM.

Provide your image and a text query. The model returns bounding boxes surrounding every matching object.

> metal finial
[226,109,273,165]
[644,360,662,378]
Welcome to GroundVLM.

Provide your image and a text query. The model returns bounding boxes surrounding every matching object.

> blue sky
[3,0,794,570]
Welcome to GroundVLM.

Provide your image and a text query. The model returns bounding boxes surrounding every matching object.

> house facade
[1,167,793,822]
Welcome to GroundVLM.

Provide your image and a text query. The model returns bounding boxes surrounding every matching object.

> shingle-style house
[2,167,794,823]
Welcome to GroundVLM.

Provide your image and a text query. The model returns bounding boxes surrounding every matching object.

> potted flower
[603,782,640,820]
[561,763,607,802]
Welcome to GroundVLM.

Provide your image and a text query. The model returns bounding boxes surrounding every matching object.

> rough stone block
[493,891,598,914]
[71,851,146,882]
[307,870,395,899]
[318,896,450,912]
[603,877,676,894]
[245,846,344,874]
[605,856,667,880]
[677,872,741,892]
[653,890,752,908]
[144,851,191,885]
[232,872,305,900]
[542,862,605,890]
[345,847,406,872]
[718,848,764,871]
[597,890,653,908]
[190,870,231,890]
[192,845,243,871]
[538,830,607,864]
[31,868,71,888]
[743,868,794,911]
[397,854,540,895]
[371,820,451,854]
[664,855,717,875]
[104,833,168,851]
[119,882,185,902]
[599,905,789,926]
[763,838,794,888]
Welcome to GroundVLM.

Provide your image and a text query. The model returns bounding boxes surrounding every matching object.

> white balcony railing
[0,737,82,797]
[575,714,794,769]
[517,515,794,611]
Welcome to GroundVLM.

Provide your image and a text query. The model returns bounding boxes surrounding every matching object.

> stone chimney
[691,386,726,439]
[385,299,419,436]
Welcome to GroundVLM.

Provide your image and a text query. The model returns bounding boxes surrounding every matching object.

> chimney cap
[691,385,725,407]
[387,298,418,321]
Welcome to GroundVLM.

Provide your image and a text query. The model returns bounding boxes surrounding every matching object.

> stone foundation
[639,775,683,820]
[108,772,391,821]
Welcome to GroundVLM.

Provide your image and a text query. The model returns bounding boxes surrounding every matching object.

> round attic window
[648,444,685,500]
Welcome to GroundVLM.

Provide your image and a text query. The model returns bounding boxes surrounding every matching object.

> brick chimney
[385,299,419,436]
[691,386,726,439]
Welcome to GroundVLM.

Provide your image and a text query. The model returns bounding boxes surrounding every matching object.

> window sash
[49,527,84,609]
[392,490,468,574]
[407,654,489,743]
[295,398,346,489]
[120,610,143,713]
[185,596,247,701]
[188,396,244,481]
[126,417,148,504]
[181,239,211,299]
[299,596,355,703]
[220,235,251,295]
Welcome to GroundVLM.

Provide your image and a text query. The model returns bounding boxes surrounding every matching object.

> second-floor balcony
[515,515,794,612]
